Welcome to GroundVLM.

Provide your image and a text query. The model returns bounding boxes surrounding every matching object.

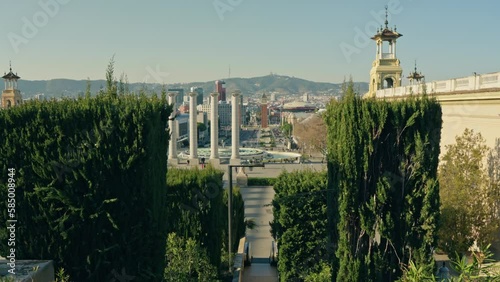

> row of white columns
[167,90,241,166]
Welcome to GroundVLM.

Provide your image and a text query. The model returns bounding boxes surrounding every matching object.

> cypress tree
[325,80,442,281]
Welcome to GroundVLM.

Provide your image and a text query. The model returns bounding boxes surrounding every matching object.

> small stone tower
[260,93,268,128]
[368,6,403,97]
[407,61,425,85]
[2,62,23,109]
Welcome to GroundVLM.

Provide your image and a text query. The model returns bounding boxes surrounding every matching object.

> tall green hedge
[0,94,171,281]
[270,170,329,281]
[325,81,442,281]
[166,166,225,270]
[223,185,246,254]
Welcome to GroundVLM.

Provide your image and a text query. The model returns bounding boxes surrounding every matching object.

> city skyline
[1,0,499,85]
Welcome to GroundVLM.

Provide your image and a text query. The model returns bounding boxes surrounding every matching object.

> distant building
[1,63,22,109]
[178,103,189,114]
[270,93,276,102]
[282,101,317,113]
[190,87,204,105]
[197,111,208,143]
[215,80,226,102]
[168,88,184,105]
[260,93,268,128]
[176,113,189,142]
[197,103,211,119]
[197,101,232,127]
[218,102,232,127]
[197,111,207,127]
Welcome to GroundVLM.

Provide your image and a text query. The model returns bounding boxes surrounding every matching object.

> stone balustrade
[375,71,500,98]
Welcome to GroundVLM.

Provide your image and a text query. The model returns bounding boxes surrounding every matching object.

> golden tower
[367,7,403,98]
[2,62,23,109]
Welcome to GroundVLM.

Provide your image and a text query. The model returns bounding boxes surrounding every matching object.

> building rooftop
[2,65,20,80]
[370,6,402,40]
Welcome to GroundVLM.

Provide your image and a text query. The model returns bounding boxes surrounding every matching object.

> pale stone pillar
[377,40,383,59]
[189,92,198,165]
[392,40,397,58]
[210,92,220,166]
[230,91,241,165]
[168,92,178,165]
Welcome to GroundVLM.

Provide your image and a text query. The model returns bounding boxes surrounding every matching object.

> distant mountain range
[16,74,368,99]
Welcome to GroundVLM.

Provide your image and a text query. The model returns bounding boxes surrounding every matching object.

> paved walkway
[239,185,278,282]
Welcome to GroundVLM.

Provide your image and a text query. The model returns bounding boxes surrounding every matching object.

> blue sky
[1,0,499,84]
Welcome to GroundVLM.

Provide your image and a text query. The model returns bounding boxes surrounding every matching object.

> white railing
[375,71,500,98]
[381,53,394,59]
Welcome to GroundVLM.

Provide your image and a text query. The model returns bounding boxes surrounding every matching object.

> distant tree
[197,122,207,144]
[439,129,500,255]
[118,72,126,96]
[280,122,293,137]
[197,122,207,132]
[294,113,327,159]
[105,55,117,98]
[85,78,91,98]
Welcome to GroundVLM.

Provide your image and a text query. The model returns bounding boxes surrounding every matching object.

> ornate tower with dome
[2,62,23,109]
[367,6,403,98]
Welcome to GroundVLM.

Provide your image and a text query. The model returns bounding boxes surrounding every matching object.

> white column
[189,92,198,165]
[377,40,383,60]
[392,40,397,58]
[168,92,178,165]
[210,92,220,165]
[230,91,241,165]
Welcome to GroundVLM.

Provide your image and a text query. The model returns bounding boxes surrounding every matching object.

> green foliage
[55,267,71,282]
[271,169,329,281]
[439,129,500,255]
[247,177,277,186]
[325,79,442,281]
[105,55,117,98]
[166,166,225,270]
[164,233,218,282]
[0,93,172,281]
[197,122,207,132]
[222,185,246,254]
[304,262,333,282]
[450,243,500,281]
[398,244,500,281]
[398,260,437,282]
[281,122,293,137]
